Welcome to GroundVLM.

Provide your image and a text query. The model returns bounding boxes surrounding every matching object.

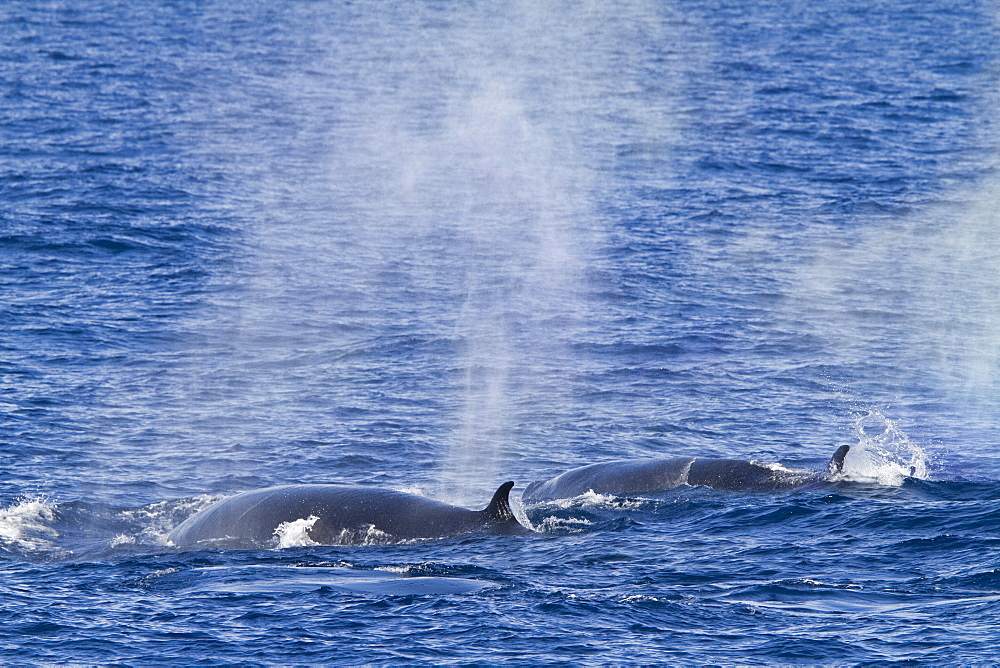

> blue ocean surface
[3,0,1000,663]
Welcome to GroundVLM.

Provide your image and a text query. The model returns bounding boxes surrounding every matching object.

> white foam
[355,525,393,546]
[273,516,321,548]
[535,515,594,533]
[375,565,412,575]
[580,490,652,509]
[128,494,219,520]
[0,498,59,552]
[577,489,615,504]
[621,594,667,603]
[325,524,395,546]
[534,489,647,510]
[122,494,219,547]
[756,461,796,474]
[273,518,398,548]
[110,534,136,547]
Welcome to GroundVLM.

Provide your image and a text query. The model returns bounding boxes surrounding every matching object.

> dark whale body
[522,446,851,503]
[169,482,527,548]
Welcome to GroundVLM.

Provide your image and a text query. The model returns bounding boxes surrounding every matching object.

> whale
[168,481,528,548]
[521,446,851,503]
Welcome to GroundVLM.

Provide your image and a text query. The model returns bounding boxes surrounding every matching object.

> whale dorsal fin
[482,481,517,523]
[828,445,850,476]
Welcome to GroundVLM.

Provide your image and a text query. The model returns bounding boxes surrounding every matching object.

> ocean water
[2,0,1000,663]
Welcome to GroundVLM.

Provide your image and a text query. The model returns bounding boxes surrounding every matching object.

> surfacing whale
[168,481,528,548]
[522,446,851,503]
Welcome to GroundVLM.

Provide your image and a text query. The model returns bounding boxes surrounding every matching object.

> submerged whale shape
[168,481,528,548]
[522,446,851,503]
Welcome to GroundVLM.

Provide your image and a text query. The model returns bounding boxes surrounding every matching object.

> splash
[273,518,397,548]
[127,494,219,547]
[526,489,650,512]
[110,534,136,548]
[328,525,394,547]
[0,498,59,553]
[835,411,930,485]
[535,515,594,534]
[273,515,321,549]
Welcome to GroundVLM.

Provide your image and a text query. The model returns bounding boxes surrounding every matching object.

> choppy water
[3,0,1000,663]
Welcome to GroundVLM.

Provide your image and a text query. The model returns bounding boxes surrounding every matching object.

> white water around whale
[0,499,58,554]
[836,411,931,486]
[273,515,321,549]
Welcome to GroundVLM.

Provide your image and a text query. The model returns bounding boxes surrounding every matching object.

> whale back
[522,458,696,502]
[169,482,526,548]
[521,449,848,502]
[686,458,815,491]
